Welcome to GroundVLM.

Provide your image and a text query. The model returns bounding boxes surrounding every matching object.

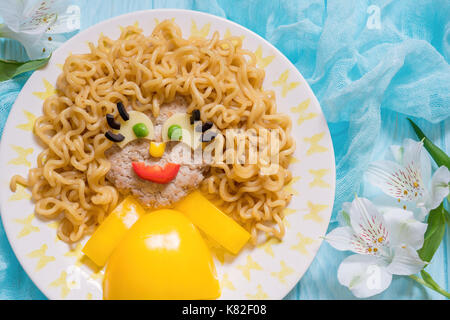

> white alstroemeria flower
[366,139,450,221]
[326,197,427,298]
[0,0,80,59]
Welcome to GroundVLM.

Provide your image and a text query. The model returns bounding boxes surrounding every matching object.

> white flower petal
[0,0,54,33]
[0,0,29,32]
[390,145,403,163]
[426,166,450,211]
[366,160,426,202]
[0,0,78,59]
[402,139,431,185]
[338,254,392,298]
[401,139,421,165]
[337,202,352,226]
[344,197,391,255]
[370,192,427,221]
[416,206,429,221]
[0,26,46,59]
[47,4,81,34]
[349,197,385,236]
[325,227,354,252]
[383,209,427,249]
[386,246,426,275]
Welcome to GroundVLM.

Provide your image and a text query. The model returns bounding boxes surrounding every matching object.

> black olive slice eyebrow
[201,121,213,132]
[201,131,218,142]
[105,130,125,142]
[117,102,129,121]
[190,109,201,124]
[195,121,214,132]
[106,114,121,130]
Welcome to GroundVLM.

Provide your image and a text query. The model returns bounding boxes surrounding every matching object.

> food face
[104,100,216,185]
[105,97,209,208]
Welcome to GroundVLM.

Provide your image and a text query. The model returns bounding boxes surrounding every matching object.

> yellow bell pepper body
[82,196,146,267]
[103,209,220,300]
[175,191,250,254]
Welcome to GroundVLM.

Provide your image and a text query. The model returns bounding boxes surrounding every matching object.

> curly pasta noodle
[11,20,295,243]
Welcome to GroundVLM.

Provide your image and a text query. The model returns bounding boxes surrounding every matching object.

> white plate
[0,9,335,300]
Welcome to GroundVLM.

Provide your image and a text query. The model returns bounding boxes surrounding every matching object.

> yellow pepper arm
[82,196,146,267]
[175,191,250,254]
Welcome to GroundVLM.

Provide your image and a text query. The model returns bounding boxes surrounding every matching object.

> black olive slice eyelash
[201,131,217,142]
[106,114,121,130]
[105,131,125,142]
[190,109,201,124]
[117,102,129,121]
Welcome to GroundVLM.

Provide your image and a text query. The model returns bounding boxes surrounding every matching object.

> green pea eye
[168,124,182,140]
[133,123,149,137]
[161,113,202,150]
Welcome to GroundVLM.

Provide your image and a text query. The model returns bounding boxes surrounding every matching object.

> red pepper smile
[132,162,180,184]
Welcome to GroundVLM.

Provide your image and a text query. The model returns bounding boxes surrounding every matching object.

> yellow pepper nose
[149,142,166,158]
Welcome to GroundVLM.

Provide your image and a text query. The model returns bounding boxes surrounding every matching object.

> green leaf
[444,208,450,226]
[407,118,450,169]
[341,210,351,226]
[0,56,50,82]
[409,274,450,298]
[420,270,450,298]
[418,203,446,263]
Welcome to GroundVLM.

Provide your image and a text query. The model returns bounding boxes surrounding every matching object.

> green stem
[0,23,17,40]
[409,275,450,298]
[0,23,6,38]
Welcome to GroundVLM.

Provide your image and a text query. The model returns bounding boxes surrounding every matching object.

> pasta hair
[11,20,295,243]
